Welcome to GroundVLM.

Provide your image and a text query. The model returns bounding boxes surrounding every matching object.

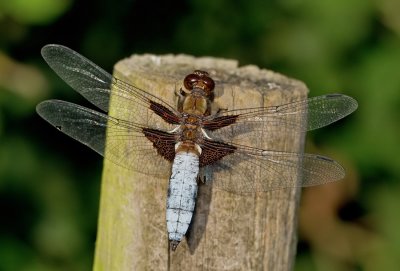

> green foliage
[0,0,71,25]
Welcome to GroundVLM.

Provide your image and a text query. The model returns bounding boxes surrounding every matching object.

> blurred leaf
[0,109,3,135]
[0,51,49,115]
[0,0,71,25]
[366,185,400,271]
[295,254,316,271]
[375,0,400,35]
[342,38,400,173]
[0,237,35,271]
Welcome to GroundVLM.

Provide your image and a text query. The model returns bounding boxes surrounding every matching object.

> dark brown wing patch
[202,115,239,131]
[142,128,176,162]
[149,100,181,124]
[199,139,237,167]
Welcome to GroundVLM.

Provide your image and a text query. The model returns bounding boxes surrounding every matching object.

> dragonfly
[36,44,358,251]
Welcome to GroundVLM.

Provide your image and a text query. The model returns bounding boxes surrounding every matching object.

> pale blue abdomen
[166,152,199,249]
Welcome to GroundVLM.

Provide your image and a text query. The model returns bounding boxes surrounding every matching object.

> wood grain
[93,54,308,271]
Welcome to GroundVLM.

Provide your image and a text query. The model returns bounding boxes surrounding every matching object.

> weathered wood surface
[93,54,308,271]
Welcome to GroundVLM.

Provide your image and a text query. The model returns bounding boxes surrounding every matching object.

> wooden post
[93,54,308,270]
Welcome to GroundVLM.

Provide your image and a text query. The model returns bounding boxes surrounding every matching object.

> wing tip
[36,100,67,121]
[36,100,50,116]
[332,93,359,113]
[315,154,346,181]
[41,44,72,60]
[41,44,57,56]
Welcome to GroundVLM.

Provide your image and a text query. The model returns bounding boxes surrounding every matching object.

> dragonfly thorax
[179,125,202,141]
[181,92,210,116]
[176,113,208,143]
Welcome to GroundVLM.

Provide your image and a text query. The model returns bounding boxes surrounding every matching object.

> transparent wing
[36,100,173,177]
[204,94,358,143]
[41,44,181,131]
[200,94,356,193]
[202,142,345,193]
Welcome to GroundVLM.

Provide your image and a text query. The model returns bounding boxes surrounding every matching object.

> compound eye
[183,73,200,90]
[202,76,215,92]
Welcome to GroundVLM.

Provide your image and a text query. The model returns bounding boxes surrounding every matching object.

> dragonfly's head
[183,70,215,98]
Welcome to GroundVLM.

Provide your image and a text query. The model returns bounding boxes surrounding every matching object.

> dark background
[0,0,399,270]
